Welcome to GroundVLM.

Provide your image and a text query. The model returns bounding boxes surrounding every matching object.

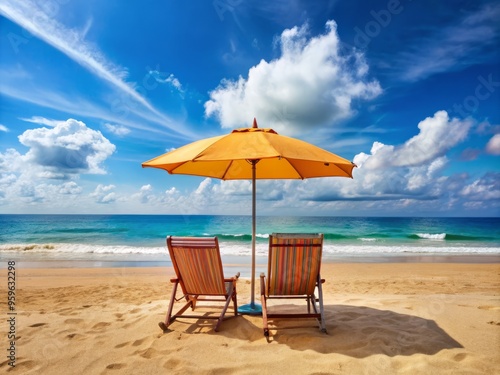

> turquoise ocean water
[0,215,498,266]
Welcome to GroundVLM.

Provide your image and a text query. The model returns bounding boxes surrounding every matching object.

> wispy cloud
[1,83,174,139]
[0,1,197,139]
[21,116,66,127]
[397,3,500,82]
[148,70,184,93]
[0,1,155,111]
[104,123,131,137]
[0,124,8,132]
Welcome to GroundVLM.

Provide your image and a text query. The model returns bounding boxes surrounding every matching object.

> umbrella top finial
[252,118,258,128]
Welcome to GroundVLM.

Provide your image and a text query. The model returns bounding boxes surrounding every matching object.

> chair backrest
[167,236,227,295]
[267,233,323,296]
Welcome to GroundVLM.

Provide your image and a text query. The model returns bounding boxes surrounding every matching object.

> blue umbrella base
[238,302,262,315]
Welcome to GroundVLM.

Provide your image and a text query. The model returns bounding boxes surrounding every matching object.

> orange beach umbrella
[142,119,356,313]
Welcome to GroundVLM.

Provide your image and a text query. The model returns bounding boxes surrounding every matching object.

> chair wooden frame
[260,233,326,336]
[159,236,240,332]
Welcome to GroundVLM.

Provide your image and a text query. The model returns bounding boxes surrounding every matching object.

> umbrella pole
[251,160,256,308]
[238,160,262,315]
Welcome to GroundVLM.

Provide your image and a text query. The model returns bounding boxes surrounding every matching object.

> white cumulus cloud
[355,111,473,169]
[0,118,116,210]
[135,111,486,214]
[460,173,500,200]
[90,184,117,204]
[58,181,82,195]
[19,118,116,175]
[205,20,381,134]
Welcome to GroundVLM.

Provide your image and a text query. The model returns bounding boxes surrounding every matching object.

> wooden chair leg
[261,296,269,337]
[260,274,269,336]
[159,281,196,333]
[215,283,235,332]
[159,281,179,332]
[232,290,238,316]
[316,278,327,334]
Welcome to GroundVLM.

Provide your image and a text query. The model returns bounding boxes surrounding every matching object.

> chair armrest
[169,278,179,283]
[224,272,240,282]
[260,273,266,295]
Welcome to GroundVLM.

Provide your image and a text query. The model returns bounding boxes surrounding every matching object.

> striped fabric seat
[268,234,323,296]
[158,236,240,333]
[170,240,226,295]
[260,233,326,337]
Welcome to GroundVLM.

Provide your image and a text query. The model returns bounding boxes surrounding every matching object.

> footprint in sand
[106,363,126,370]
[163,358,181,369]
[92,322,111,329]
[115,342,130,349]
[65,333,85,340]
[114,313,125,322]
[29,323,48,328]
[132,337,147,346]
[138,347,159,359]
[454,353,468,362]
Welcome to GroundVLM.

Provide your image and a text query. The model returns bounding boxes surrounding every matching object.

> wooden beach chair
[159,236,240,332]
[260,233,326,336]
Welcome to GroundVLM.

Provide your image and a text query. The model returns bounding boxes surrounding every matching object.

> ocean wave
[216,233,385,241]
[321,244,500,255]
[444,234,494,241]
[167,231,492,243]
[408,233,493,241]
[1,242,499,259]
[212,233,270,241]
[0,243,166,255]
[413,233,447,240]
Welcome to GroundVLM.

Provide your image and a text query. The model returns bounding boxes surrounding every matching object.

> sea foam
[415,233,447,240]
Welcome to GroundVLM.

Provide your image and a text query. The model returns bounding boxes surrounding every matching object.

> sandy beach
[1,262,499,374]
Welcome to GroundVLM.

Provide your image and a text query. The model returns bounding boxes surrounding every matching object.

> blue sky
[0,0,499,216]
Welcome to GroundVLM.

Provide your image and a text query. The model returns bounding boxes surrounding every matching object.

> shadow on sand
[256,304,463,357]
[160,303,462,358]
[180,303,463,358]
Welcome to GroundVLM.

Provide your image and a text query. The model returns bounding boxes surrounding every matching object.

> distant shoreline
[5,254,499,275]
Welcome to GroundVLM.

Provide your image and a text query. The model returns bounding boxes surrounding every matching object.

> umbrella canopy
[143,122,355,180]
[142,119,356,313]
